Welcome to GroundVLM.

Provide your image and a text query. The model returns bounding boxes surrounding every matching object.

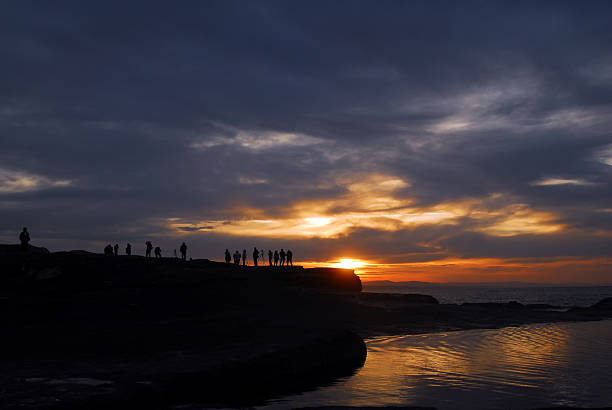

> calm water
[362,284,612,307]
[262,320,612,410]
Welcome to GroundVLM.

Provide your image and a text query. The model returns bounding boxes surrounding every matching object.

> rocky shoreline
[2,245,611,409]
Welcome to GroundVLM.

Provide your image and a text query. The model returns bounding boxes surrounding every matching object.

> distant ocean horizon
[362,281,612,307]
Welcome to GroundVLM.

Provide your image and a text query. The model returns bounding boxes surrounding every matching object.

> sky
[1,1,611,282]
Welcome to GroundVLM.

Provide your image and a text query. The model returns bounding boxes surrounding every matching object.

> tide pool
[262,320,612,410]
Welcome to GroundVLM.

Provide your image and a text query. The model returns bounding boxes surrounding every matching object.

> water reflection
[262,320,612,410]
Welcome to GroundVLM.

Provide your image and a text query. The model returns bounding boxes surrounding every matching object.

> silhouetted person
[126,243,132,256]
[233,250,241,265]
[253,247,259,266]
[225,249,231,264]
[274,250,279,266]
[174,249,178,258]
[19,227,30,252]
[268,249,273,266]
[280,249,286,266]
[242,249,247,266]
[180,242,187,260]
[145,241,153,258]
[104,244,113,256]
[154,246,162,258]
[113,243,119,256]
[287,249,293,266]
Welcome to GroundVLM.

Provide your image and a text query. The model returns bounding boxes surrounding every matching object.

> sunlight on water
[261,320,612,410]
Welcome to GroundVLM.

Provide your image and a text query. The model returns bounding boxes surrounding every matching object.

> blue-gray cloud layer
[1,1,611,268]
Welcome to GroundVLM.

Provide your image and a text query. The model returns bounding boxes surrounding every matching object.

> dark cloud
[1,1,611,280]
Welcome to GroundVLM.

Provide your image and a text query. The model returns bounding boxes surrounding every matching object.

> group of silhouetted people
[224,247,293,267]
[104,242,132,256]
[18,227,294,268]
[103,241,188,260]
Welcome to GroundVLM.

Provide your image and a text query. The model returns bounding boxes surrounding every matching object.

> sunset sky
[1,1,611,283]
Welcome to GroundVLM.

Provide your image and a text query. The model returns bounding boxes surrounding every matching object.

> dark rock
[360,292,439,304]
[576,297,612,316]
[462,301,525,308]
[155,330,367,408]
[591,297,612,310]
[298,268,362,292]
[37,330,367,410]
[0,244,50,256]
[526,303,561,310]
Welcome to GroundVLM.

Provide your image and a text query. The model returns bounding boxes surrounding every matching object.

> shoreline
[2,246,612,409]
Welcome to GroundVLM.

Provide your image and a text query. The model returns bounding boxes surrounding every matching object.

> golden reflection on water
[262,321,612,410]
[362,324,571,398]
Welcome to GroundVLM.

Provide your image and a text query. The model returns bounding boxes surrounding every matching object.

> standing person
[273,250,279,266]
[287,249,293,266]
[154,246,162,258]
[233,250,241,265]
[145,241,153,258]
[268,249,273,266]
[126,243,132,256]
[113,244,119,256]
[104,244,113,255]
[180,242,187,260]
[19,227,30,252]
[279,249,286,266]
[242,249,247,266]
[225,249,231,264]
[252,247,259,266]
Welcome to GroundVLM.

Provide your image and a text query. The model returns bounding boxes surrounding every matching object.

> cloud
[189,124,326,151]
[176,226,213,232]
[597,144,612,166]
[0,168,73,193]
[530,178,596,187]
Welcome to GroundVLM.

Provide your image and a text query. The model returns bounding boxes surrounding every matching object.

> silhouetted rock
[297,267,362,292]
[0,244,49,256]
[525,303,564,310]
[462,301,524,308]
[570,296,612,316]
[360,292,439,305]
[590,296,612,311]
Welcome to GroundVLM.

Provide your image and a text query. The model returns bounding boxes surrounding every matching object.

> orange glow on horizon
[301,257,612,284]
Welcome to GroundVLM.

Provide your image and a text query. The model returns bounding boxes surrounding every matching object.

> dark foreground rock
[1,246,612,409]
[7,330,366,410]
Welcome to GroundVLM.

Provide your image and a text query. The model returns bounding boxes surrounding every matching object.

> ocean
[260,285,612,410]
[362,283,612,307]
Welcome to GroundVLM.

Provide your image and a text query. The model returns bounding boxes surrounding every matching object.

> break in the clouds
[1,1,611,282]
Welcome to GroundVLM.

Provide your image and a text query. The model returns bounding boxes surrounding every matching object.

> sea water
[262,320,612,410]
[261,284,612,409]
[362,284,612,307]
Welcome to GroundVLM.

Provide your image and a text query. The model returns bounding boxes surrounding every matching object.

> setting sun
[335,259,367,270]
